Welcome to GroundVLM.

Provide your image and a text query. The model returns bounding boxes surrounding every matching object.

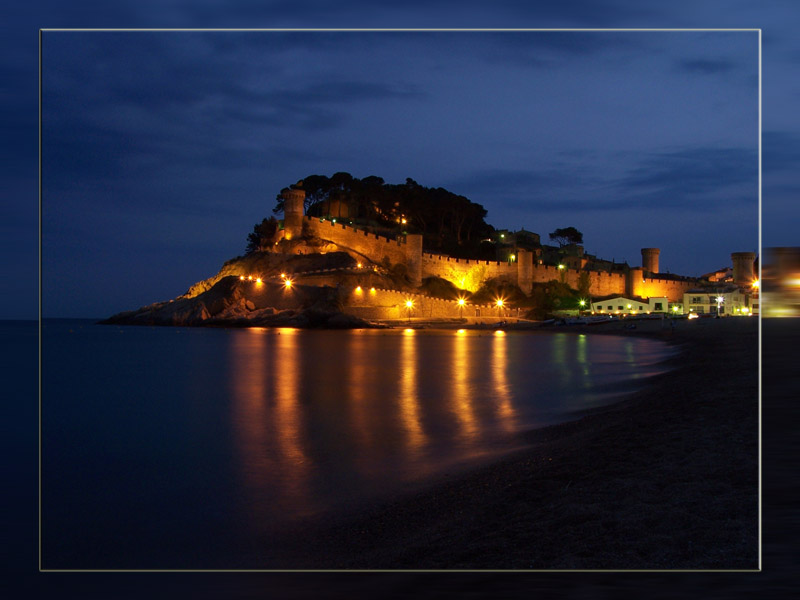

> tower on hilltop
[641,248,660,275]
[281,185,305,240]
[731,251,756,286]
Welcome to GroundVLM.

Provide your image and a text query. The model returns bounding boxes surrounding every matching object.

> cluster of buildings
[587,251,759,317]
[278,187,758,318]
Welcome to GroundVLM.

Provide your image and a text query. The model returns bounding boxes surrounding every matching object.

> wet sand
[268,316,759,570]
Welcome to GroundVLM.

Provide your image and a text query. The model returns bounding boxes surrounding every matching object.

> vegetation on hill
[549,226,583,247]
[270,173,495,258]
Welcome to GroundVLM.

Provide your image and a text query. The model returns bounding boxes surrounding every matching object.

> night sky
[3,1,799,319]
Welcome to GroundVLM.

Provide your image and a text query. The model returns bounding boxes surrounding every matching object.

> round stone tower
[731,252,756,286]
[281,186,305,241]
[641,248,660,275]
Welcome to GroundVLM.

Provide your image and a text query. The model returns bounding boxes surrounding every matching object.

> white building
[591,295,669,315]
[683,286,756,316]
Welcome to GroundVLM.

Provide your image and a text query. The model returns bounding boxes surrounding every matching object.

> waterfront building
[590,295,669,315]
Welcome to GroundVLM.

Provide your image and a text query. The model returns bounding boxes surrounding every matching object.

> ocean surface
[38,319,674,568]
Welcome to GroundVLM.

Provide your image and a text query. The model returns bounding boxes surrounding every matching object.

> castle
[278,187,757,317]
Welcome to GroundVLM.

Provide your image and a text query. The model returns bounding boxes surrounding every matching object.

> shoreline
[259,317,758,570]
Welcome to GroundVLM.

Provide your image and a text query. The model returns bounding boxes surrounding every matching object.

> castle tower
[641,248,660,275]
[516,249,533,295]
[626,267,644,298]
[281,186,305,241]
[405,234,423,287]
[731,251,756,286]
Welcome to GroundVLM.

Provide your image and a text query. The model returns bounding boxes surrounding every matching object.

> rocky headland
[100,250,389,328]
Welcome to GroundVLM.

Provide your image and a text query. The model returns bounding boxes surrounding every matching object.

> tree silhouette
[549,227,584,247]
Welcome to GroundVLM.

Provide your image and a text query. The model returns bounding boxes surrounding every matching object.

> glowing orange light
[494,330,506,336]
[752,280,759,289]
[256,277,262,284]
[280,273,286,279]
[457,329,466,334]
[401,218,407,224]
[370,287,376,294]
[405,300,414,309]
[355,286,362,292]
[248,275,253,281]
[284,279,292,288]
[457,298,466,306]
[496,299,504,307]
[357,263,362,268]
[239,275,245,280]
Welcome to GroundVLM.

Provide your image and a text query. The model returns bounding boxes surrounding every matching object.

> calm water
[40,319,673,568]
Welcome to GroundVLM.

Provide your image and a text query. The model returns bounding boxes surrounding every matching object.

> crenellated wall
[304,216,412,265]
[289,212,700,302]
[421,252,518,291]
[636,277,699,303]
[341,286,520,321]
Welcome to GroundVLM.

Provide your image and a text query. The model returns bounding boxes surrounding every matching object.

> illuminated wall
[296,213,700,302]
[342,287,516,321]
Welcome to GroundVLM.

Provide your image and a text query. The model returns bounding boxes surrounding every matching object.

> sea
[34,318,674,569]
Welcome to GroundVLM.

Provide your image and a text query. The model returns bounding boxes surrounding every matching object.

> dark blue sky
[3,1,798,319]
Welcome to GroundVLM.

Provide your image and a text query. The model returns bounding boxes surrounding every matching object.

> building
[683,285,757,317]
[590,295,669,315]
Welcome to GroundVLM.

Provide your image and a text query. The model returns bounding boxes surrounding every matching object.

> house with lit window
[683,286,756,317]
[590,294,669,315]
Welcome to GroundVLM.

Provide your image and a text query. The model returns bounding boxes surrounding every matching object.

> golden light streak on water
[346,331,374,451]
[491,329,516,433]
[230,327,271,524]
[270,328,315,515]
[399,328,426,455]
[451,331,478,441]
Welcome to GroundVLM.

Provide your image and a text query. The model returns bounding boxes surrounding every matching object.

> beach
[267,316,759,570]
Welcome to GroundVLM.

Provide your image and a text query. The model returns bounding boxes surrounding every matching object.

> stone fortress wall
[342,287,522,321]
[282,188,712,304]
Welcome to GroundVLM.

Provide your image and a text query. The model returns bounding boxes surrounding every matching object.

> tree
[549,227,583,247]
[246,217,279,254]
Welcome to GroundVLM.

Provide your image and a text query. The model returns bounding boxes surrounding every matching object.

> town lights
[752,280,760,289]
[239,276,245,281]
[248,275,253,281]
[457,298,466,306]
[495,298,505,319]
[355,286,362,293]
[280,273,286,279]
[256,277,262,284]
[457,297,466,318]
[558,264,565,270]
[284,279,293,288]
[405,299,414,323]
[716,295,724,317]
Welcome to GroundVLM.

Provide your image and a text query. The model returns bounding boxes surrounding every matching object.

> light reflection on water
[227,328,673,525]
[41,321,675,566]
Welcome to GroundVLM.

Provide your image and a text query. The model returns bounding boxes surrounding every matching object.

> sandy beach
[265,316,759,570]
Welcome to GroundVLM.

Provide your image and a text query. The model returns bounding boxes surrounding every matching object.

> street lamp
[496,298,504,319]
[405,299,414,323]
[716,295,724,318]
[457,297,466,319]
[578,298,586,314]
